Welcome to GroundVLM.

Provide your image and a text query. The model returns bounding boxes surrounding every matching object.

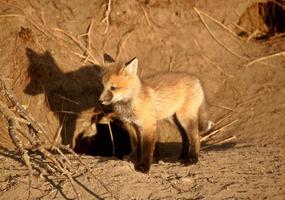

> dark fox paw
[134,162,151,173]
[184,155,199,165]
[123,154,136,162]
[178,151,188,160]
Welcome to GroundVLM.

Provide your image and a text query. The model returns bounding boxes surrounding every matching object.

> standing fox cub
[99,58,211,173]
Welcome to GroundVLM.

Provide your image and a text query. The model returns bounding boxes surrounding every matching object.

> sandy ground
[0,0,285,199]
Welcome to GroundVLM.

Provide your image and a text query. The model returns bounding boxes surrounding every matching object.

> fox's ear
[123,58,138,76]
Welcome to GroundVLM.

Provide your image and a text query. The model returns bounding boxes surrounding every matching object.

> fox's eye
[110,86,117,91]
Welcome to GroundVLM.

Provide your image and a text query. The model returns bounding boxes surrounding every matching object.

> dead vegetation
[0,77,116,199]
[0,0,284,199]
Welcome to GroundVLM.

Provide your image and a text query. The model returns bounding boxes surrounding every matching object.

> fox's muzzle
[99,90,113,105]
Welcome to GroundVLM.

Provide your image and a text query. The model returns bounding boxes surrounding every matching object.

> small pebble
[180,177,192,183]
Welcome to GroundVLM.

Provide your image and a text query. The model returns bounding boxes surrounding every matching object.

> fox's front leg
[134,124,156,173]
[122,122,138,161]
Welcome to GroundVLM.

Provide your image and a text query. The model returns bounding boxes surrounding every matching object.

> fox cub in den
[99,58,211,173]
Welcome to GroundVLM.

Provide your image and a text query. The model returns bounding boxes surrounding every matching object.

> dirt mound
[0,0,284,199]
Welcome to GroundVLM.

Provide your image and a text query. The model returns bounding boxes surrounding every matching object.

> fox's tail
[198,100,213,132]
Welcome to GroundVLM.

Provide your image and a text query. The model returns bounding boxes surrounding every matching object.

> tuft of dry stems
[200,110,238,149]
[101,0,112,34]
[0,77,116,200]
[200,119,238,142]
[201,136,237,150]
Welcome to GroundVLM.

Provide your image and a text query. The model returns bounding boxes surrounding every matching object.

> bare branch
[0,101,33,199]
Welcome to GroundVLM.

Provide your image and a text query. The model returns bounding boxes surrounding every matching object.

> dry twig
[115,29,135,59]
[193,7,249,61]
[0,14,25,18]
[212,113,234,128]
[201,119,238,142]
[209,103,236,112]
[60,145,118,199]
[97,114,116,158]
[201,136,237,150]
[1,75,116,199]
[194,8,240,40]
[0,77,83,199]
[0,101,33,199]
[245,51,285,67]
[83,19,95,63]
[52,28,99,65]
[140,5,152,26]
[0,78,40,139]
[101,0,112,34]
[52,120,64,149]
[107,122,115,156]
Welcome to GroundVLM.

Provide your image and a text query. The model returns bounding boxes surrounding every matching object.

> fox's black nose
[99,95,108,105]
[99,96,104,103]
[99,91,113,105]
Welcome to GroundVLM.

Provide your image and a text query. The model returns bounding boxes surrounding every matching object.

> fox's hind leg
[176,107,200,164]
[173,114,189,160]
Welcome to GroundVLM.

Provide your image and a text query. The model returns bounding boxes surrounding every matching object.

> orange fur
[99,58,210,173]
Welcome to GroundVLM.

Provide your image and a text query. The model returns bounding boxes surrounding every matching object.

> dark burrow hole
[73,120,178,161]
[237,1,285,39]
[74,119,131,159]
[73,119,237,161]
[73,118,182,161]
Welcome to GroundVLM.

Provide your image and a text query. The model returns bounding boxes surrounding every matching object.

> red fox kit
[99,58,211,173]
